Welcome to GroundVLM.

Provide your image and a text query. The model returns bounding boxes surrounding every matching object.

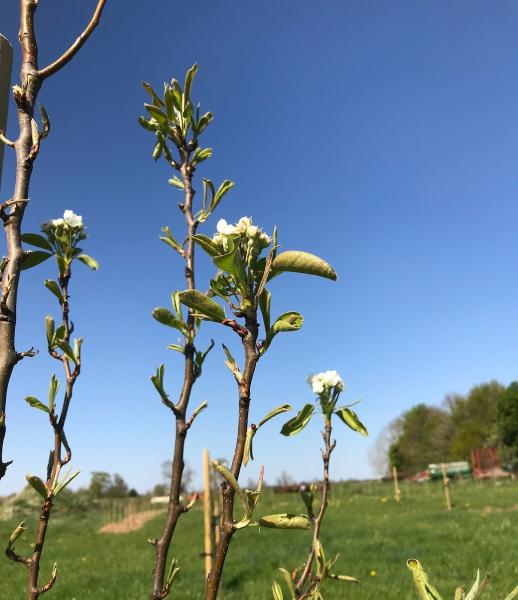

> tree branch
[37,0,108,80]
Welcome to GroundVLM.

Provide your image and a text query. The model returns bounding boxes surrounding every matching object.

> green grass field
[1,479,517,599]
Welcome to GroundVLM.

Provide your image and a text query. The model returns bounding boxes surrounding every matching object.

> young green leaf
[183,64,198,103]
[178,289,226,322]
[26,474,48,498]
[142,81,164,107]
[243,426,255,466]
[264,312,304,350]
[258,289,271,333]
[53,468,80,496]
[77,254,99,270]
[45,315,55,345]
[152,307,187,333]
[191,234,220,257]
[278,568,296,599]
[258,404,292,429]
[166,557,181,589]
[25,396,49,413]
[334,407,368,436]
[272,581,284,600]
[280,404,315,436]
[192,147,212,164]
[48,375,59,414]
[44,279,64,303]
[328,574,361,583]
[21,233,53,252]
[208,179,234,213]
[56,340,78,365]
[271,250,337,281]
[212,236,248,289]
[407,559,444,600]
[168,176,185,190]
[21,251,52,270]
[160,227,183,252]
[258,513,312,530]
[8,521,25,548]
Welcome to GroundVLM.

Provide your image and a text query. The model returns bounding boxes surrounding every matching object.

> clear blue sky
[1,1,518,494]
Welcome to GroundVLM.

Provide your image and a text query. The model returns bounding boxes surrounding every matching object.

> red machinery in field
[470,447,509,479]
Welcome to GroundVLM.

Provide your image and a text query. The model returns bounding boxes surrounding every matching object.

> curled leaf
[280,404,315,436]
[258,513,311,530]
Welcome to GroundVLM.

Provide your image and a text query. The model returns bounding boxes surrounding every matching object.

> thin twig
[38,0,108,80]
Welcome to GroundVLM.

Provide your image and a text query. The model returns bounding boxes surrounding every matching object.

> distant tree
[152,484,168,497]
[88,472,130,498]
[276,470,295,487]
[498,381,518,472]
[106,474,129,498]
[88,472,112,498]
[445,381,504,460]
[161,460,194,495]
[386,404,453,475]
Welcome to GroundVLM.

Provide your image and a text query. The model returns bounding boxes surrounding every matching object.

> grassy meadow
[1,479,517,599]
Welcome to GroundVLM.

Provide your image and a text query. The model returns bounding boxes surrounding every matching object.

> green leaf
[53,468,80,496]
[21,233,52,251]
[258,404,292,428]
[167,344,184,353]
[25,396,49,413]
[271,250,337,281]
[21,251,52,270]
[138,116,158,132]
[328,574,361,583]
[191,234,220,257]
[211,461,248,516]
[73,338,83,363]
[334,407,368,436]
[212,236,248,290]
[56,340,78,365]
[278,568,296,599]
[152,307,187,332]
[407,559,444,600]
[258,513,312,530]
[160,227,182,252]
[26,474,48,498]
[190,400,208,421]
[272,581,284,600]
[265,312,304,350]
[142,81,164,107]
[145,103,168,125]
[178,289,225,322]
[243,426,255,466]
[192,147,212,164]
[8,521,25,548]
[48,375,59,414]
[280,404,315,436]
[464,570,490,600]
[222,344,242,382]
[209,180,235,214]
[183,64,198,104]
[168,176,185,190]
[195,111,213,136]
[258,289,271,333]
[77,254,99,270]
[166,557,181,588]
[45,315,55,345]
[44,279,64,303]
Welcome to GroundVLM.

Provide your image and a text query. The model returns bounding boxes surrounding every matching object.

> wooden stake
[441,462,452,511]
[392,465,401,503]
[203,448,213,577]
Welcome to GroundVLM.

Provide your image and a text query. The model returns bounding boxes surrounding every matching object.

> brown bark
[205,313,259,600]
[296,416,335,599]
[150,155,199,600]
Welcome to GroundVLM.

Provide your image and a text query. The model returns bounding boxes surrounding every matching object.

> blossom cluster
[309,370,344,395]
[42,209,84,232]
[213,217,271,264]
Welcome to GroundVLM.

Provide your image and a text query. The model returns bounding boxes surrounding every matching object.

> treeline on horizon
[383,380,518,477]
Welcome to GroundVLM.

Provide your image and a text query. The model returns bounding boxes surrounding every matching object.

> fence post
[392,465,401,503]
[0,34,13,193]
[441,462,452,511]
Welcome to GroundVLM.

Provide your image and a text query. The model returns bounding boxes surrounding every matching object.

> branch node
[16,347,39,363]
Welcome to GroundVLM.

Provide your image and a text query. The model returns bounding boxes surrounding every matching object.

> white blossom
[63,210,83,228]
[309,370,344,394]
[216,218,237,235]
[236,216,252,234]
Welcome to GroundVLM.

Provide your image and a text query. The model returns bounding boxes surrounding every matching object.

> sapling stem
[0,0,107,483]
